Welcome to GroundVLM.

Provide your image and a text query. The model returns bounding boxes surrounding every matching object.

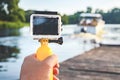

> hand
[20,54,59,80]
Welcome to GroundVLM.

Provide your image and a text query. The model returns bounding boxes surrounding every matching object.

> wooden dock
[59,46,120,80]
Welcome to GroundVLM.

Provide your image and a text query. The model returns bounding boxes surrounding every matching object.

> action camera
[30,14,62,40]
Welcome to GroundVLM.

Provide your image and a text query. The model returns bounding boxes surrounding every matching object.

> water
[0,24,120,80]
[102,24,120,45]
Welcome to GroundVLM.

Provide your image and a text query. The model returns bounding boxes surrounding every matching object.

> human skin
[20,54,59,80]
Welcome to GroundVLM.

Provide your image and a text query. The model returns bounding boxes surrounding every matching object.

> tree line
[61,7,120,24]
[25,7,120,25]
[0,0,120,26]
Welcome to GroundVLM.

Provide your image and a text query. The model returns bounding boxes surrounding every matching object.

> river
[0,24,120,80]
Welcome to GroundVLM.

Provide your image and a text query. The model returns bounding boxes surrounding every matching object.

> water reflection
[0,65,7,72]
[0,25,120,80]
[0,45,20,62]
[0,28,20,37]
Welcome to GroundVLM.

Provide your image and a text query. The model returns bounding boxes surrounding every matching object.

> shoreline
[59,46,120,80]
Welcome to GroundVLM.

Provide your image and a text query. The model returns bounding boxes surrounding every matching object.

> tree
[95,9,104,14]
[61,14,69,24]
[109,8,120,24]
[0,0,8,21]
[102,8,120,24]
[86,7,92,13]
[25,10,34,22]
[0,0,25,22]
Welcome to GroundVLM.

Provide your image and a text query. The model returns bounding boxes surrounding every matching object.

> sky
[19,0,120,15]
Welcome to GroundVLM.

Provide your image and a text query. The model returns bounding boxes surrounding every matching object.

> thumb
[42,54,58,68]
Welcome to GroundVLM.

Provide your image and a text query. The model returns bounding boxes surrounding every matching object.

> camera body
[30,13,62,40]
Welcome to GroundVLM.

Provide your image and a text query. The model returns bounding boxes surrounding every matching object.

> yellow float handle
[36,39,53,80]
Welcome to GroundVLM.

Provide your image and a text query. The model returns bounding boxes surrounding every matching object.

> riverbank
[59,46,120,80]
[0,21,29,36]
[0,21,29,29]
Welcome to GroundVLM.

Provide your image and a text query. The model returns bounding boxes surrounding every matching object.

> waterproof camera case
[30,14,61,40]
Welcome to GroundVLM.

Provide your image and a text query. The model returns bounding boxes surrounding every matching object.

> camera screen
[32,16,59,35]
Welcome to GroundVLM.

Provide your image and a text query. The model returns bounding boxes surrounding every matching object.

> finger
[28,54,43,62]
[54,63,60,68]
[27,53,35,57]
[53,75,59,80]
[25,54,36,59]
[53,68,59,75]
[42,54,58,68]
[24,54,42,65]
[24,54,35,61]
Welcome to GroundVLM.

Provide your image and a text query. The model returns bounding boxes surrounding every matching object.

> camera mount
[38,37,63,45]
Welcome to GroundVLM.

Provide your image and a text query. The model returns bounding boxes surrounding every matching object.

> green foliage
[25,10,34,22]
[0,21,24,29]
[86,7,92,13]
[0,0,25,22]
[95,9,104,14]
[24,7,120,25]
[61,7,120,24]
[61,14,69,24]
[102,8,120,24]
[61,11,84,24]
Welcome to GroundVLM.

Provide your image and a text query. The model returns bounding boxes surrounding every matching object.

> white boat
[74,13,105,43]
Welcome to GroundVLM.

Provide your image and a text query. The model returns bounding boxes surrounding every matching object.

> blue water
[0,24,120,80]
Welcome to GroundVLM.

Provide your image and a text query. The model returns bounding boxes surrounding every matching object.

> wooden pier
[59,46,120,80]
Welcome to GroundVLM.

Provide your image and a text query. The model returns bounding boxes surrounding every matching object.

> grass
[0,21,25,29]
[23,22,30,27]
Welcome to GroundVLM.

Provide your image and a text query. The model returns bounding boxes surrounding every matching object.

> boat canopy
[80,13,102,19]
[79,13,104,26]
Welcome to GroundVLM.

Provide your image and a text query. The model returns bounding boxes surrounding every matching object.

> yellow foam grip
[36,39,53,80]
